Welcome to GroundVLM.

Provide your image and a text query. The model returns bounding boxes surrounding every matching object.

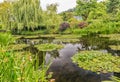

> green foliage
[107,0,120,14]
[111,76,120,82]
[42,4,63,31]
[68,17,80,28]
[0,1,12,30]
[11,0,42,31]
[0,48,49,82]
[76,0,97,20]
[72,51,120,73]
[0,23,2,29]
[60,12,74,21]
[87,2,107,20]
[0,33,14,46]
[102,76,120,82]
[7,44,29,51]
[72,21,120,34]
[100,34,120,41]
[19,30,49,35]
[35,43,63,51]
[46,3,58,13]
[109,45,120,50]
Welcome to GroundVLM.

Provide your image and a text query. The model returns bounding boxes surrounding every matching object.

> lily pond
[8,34,120,82]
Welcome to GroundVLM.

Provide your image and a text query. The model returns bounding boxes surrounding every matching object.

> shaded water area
[14,34,120,82]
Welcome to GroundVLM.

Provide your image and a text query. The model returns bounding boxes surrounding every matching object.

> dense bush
[59,22,70,32]
[68,18,79,28]
[78,21,88,29]
[0,33,14,46]
[73,20,120,34]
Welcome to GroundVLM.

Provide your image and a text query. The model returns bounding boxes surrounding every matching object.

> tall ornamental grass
[0,33,50,82]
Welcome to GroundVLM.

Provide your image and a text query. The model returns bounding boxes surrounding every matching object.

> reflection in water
[47,44,112,82]
[16,34,120,82]
[46,35,120,82]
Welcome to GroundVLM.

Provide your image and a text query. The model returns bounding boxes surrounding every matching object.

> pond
[12,34,120,82]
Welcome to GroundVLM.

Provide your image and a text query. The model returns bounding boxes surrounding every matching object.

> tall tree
[76,0,97,20]
[11,0,42,31]
[43,3,63,29]
[87,1,107,20]
[0,0,43,31]
[107,0,120,14]
[0,1,12,29]
[46,3,58,13]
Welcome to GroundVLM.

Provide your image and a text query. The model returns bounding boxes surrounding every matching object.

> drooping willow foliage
[0,1,12,30]
[0,0,63,32]
[11,0,42,31]
[1,0,42,31]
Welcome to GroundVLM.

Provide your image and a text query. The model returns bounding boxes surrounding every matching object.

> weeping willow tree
[0,1,12,30]
[0,0,42,31]
[11,0,43,31]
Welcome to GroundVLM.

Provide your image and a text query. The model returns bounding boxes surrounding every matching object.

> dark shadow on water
[47,34,120,82]
[47,44,111,82]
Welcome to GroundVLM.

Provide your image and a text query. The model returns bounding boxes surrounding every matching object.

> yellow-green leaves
[72,51,120,73]
[35,43,63,51]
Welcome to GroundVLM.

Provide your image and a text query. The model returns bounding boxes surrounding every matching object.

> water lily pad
[109,45,120,50]
[99,34,120,41]
[35,43,63,51]
[7,44,28,51]
[55,35,81,39]
[53,39,80,43]
[72,51,120,73]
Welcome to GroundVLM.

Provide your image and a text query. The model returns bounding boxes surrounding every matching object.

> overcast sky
[0,0,77,13]
[41,0,76,13]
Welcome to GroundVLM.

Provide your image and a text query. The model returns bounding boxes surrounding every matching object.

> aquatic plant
[109,45,120,50]
[35,43,63,51]
[102,76,120,82]
[72,51,120,73]
[7,44,29,51]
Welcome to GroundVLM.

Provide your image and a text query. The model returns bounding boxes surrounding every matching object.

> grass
[0,47,50,82]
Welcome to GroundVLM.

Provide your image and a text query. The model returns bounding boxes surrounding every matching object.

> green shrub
[35,43,63,51]
[0,33,14,46]
[72,21,120,34]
